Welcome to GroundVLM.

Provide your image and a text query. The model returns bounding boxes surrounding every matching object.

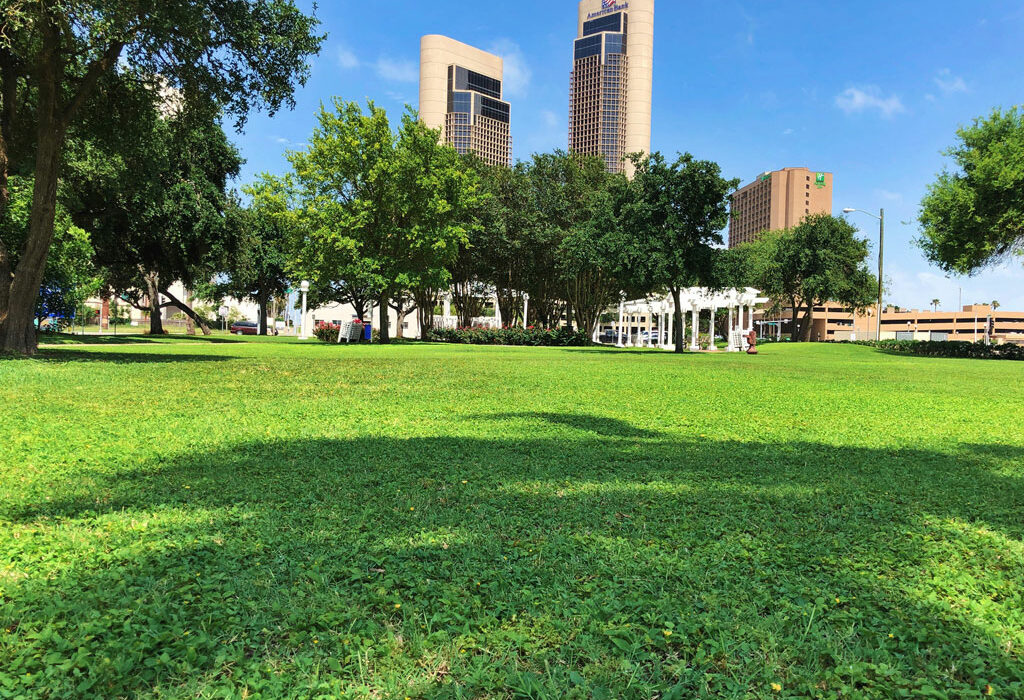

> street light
[299,280,310,340]
[842,207,885,341]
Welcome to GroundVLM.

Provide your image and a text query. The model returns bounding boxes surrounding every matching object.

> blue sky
[236,0,1024,311]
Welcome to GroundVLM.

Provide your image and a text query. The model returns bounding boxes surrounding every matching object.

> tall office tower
[728,168,834,248]
[569,0,654,176]
[420,35,512,167]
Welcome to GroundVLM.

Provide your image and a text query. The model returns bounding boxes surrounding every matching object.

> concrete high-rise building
[728,167,834,248]
[569,0,654,176]
[419,35,512,167]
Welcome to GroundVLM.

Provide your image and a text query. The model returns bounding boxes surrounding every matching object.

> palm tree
[991,300,1001,311]
[931,298,941,312]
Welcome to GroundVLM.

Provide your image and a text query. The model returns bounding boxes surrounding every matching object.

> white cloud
[375,56,418,83]
[273,137,308,149]
[782,128,795,136]
[488,39,532,98]
[385,90,412,105]
[336,45,359,70]
[541,110,559,130]
[888,264,1024,313]
[874,189,903,203]
[834,86,906,118]
[934,69,968,96]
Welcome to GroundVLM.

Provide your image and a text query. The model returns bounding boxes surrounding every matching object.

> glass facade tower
[569,0,654,176]
[420,36,512,168]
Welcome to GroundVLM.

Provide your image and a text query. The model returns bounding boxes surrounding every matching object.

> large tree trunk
[1,56,63,355]
[790,298,801,343]
[800,306,815,342]
[258,295,269,336]
[377,293,390,344]
[671,287,685,353]
[145,273,165,335]
[414,287,437,339]
[0,48,18,340]
[161,286,212,336]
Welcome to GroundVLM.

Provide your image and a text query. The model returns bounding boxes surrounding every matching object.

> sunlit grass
[1,341,1022,698]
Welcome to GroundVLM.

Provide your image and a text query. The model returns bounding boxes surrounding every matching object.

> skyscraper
[728,168,834,248]
[420,35,512,167]
[569,0,654,176]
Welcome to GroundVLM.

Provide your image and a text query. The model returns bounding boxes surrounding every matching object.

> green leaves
[919,107,1024,274]
[286,101,481,338]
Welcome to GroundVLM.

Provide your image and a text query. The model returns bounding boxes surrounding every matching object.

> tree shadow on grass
[38,334,243,346]
[29,350,238,364]
[477,412,664,438]
[2,426,1023,698]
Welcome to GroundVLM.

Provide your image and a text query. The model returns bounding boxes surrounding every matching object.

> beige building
[419,35,512,167]
[756,304,1024,345]
[569,0,654,176]
[729,167,833,248]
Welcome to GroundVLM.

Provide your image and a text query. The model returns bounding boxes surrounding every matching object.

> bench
[336,321,364,344]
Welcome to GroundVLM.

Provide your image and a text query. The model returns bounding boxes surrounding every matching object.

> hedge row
[846,339,1024,361]
[425,327,591,347]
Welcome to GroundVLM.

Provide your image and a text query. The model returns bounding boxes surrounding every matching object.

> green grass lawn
[1,341,1022,699]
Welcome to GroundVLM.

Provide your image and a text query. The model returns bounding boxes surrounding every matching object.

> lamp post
[299,280,310,340]
[843,207,885,341]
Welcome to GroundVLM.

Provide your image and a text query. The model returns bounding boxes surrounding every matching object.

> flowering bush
[425,326,591,347]
[313,324,340,343]
[846,339,1024,361]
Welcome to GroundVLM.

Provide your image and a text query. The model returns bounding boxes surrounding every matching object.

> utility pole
[876,209,885,341]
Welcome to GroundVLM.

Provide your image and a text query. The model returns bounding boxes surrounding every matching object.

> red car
[229,321,259,335]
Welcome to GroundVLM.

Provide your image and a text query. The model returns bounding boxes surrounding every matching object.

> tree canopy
[620,153,739,351]
[918,107,1024,275]
[216,176,295,336]
[0,0,323,354]
[287,100,482,343]
[735,214,878,341]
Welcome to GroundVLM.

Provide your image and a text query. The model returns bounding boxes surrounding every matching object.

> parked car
[641,330,662,343]
[230,321,259,336]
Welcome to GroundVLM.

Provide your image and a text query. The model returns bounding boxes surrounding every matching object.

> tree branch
[159,286,212,335]
[60,40,125,130]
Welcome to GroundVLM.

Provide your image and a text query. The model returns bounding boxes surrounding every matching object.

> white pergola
[611,288,769,352]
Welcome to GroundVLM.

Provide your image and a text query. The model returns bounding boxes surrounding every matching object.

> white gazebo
[613,288,769,352]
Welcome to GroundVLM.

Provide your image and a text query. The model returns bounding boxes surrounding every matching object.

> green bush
[426,326,591,347]
[313,324,341,343]
[847,339,1023,361]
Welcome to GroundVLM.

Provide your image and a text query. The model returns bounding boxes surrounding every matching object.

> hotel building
[419,35,512,167]
[569,0,654,176]
[729,167,833,248]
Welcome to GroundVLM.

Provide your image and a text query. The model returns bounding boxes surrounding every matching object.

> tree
[463,157,537,327]
[623,153,739,352]
[0,1,322,354]
[1,174,95,329]
[526,151,609,330]
[217,177,293,336]
[289,100,480,344]
[740,215,878,342]
[932,298,941,312]
[82,105,242,335]
[918,107,1024,275]
[991,300,1001,311]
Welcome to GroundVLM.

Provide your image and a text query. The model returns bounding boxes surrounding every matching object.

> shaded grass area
[1,342,1022,698]
[35,332,306,346]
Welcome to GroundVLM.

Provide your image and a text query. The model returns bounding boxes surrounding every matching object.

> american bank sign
[587,0,629,20]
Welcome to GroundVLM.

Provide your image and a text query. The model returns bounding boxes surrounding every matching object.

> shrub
[425,326,591,347]
[846,339,1024,361]
[314,324,341,343]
